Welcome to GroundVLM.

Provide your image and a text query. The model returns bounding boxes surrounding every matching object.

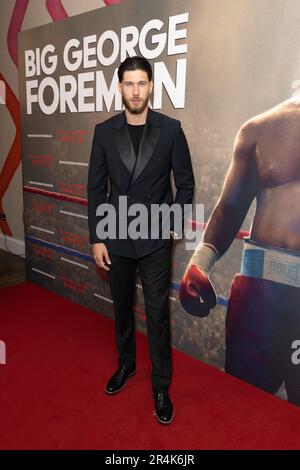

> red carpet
[1,282,300,450]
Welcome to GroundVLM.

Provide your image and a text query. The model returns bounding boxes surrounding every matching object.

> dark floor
[0,249,26,289]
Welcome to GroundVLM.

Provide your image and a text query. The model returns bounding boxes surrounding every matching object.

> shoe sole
[154,409,174,425]
[104,369,136,395]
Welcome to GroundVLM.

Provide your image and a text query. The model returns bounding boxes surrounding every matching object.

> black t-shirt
[128,124,145,157]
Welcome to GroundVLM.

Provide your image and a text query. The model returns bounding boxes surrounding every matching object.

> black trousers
[108,242,172,389]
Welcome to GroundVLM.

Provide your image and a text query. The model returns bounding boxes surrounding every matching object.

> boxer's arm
[180,121,259,316]
[203,121,259,258]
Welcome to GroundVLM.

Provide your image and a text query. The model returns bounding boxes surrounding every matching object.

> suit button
[127,195,130,199]
[147,194,151,199]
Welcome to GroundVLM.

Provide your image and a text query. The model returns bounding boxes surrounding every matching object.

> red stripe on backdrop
[0,75,21,236]
[23,186,88,206]
[187,219,250,239]
[23,187,251,239]
[104,0,125,5]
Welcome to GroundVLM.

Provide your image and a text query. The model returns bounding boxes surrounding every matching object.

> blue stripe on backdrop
[25,234,228,307]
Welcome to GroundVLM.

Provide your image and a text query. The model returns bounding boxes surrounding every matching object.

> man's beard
[122,95,149,115]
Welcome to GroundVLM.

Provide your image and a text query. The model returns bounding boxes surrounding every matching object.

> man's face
[119,69,153,115]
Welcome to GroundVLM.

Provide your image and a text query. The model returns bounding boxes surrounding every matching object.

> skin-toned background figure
[180,98,300,406]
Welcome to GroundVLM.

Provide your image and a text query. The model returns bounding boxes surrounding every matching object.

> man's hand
[92,243,111,271]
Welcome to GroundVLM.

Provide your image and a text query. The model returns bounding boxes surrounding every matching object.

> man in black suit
[88,56,194,424]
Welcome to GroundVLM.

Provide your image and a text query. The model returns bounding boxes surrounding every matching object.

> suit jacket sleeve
[87,125,108,244]
[171,122,195,231]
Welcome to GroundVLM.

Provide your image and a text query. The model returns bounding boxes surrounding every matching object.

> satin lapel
[130,122,160,186]
[113,125,136,176]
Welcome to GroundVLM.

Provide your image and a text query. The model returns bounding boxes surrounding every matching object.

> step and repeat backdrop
[19,0,300,405]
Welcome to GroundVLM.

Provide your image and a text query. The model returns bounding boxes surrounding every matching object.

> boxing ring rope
[24,187,248,308]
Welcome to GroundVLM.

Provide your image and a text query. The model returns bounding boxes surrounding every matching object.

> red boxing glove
[179,264,217,317]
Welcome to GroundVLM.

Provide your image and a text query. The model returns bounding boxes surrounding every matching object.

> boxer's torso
[250,102,300,251]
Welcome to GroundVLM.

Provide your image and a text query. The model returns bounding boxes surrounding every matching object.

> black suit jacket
[87,108,194,258]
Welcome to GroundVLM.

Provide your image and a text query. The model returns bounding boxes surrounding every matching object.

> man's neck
[125,107,148,125]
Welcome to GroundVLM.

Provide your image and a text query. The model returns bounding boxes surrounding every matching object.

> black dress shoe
[153,388,174,424]
[105,365,136,394]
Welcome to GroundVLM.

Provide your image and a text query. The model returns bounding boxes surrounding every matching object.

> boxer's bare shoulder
[249,100,300,250]
[249,101,300,187]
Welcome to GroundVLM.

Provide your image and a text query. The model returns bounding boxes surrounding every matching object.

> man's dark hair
[118,56,152,82]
